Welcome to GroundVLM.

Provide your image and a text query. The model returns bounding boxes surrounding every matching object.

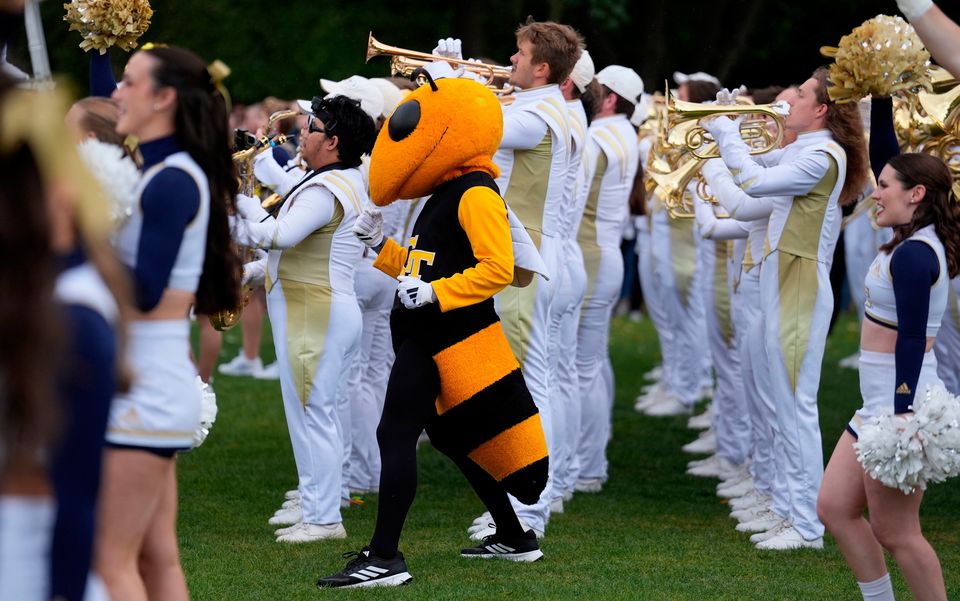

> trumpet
[651,89,788,218]
[366,32,513,94]
[666,87,787,159]
[209,110,298,331]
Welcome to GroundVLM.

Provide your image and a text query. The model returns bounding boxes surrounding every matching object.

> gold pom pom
[63,0,154,54]
[820,14,931,104]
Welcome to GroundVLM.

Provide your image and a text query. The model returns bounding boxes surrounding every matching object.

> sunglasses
[307,115,330,135]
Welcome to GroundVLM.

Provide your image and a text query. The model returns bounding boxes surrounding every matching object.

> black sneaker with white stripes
[460,530,544,562]
[316,547,413,589]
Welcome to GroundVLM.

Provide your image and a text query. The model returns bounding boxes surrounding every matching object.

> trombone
[366,32,514,94]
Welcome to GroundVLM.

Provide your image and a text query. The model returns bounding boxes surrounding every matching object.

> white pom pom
[76,138,140,229]
[855,383,960,493]
[192,376,218,448]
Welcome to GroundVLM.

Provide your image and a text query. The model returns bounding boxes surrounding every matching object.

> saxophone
[209,109,298,331]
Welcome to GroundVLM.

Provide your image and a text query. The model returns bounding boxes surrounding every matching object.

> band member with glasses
[232,95,375,543]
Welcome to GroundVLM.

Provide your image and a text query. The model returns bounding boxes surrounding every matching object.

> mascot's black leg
[447,454,525,540]
[369,339,440,559]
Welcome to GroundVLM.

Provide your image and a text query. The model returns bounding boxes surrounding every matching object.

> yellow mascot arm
[433,186,514,312]
[372,238,409,279]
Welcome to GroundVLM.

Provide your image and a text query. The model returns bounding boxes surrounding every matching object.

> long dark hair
[812,67,869,207]
[879,153,960,278]
[0,80,61,475]
[144,45,240,314]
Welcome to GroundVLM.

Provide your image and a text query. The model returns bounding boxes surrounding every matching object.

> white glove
[701,114,743,139]
[432,37,463,60]
[352,208,384,249]
[715,87,740,106]
[242,251,268,287]
[896,0,934,20]
[236,193,266,220]
[770,100,791,117]
[397,275,436,309]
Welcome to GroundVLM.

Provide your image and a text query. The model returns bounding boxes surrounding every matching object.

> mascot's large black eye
[388,100,420,141]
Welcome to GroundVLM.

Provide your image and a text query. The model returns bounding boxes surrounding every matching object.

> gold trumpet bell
[366,32,513,94]
[666,87,786,159]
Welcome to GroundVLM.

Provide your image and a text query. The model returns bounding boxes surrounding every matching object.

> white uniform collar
[511,83,562,106]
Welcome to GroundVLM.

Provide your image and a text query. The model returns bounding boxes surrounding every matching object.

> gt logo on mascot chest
[402,235,436,278]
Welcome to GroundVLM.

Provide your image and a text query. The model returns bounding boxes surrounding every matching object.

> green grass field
[182,313,959,600]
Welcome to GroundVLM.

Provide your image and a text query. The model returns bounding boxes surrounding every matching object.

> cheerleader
[97,45,241,600]
[818,153,958,601]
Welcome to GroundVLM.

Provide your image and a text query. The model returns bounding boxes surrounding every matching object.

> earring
[153,103,161,111]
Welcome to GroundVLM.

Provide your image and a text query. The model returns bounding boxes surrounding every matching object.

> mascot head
[369,73,503,206]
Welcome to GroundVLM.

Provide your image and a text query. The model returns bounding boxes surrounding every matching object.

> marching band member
[696,88,797,533]
[641,75,719,419]
[818,152,958,601]
[464,19,579,540]
[690,197,751,478]
[233,95,375,542]
[573,65,641,491]
[548,49,597,508]
[702,68,869,549]
[99,45,241,600]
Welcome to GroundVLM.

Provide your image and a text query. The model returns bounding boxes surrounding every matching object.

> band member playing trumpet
[702,68,869,550]
[453,19,580,541]
[233,95,375,543]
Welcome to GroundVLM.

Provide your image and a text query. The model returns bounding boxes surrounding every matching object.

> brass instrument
[667,88,787,159]
[209,110,298,331]
[653,88,787,218]
[366,32,514,94]
[894,66,960,199]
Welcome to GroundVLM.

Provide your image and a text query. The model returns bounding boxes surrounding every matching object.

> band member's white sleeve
[702,158,774,221]
[500,109,550,150]
[712,128,832,198]
[254,150,302,196]
[694,194,749,240]
[233,185,337,250]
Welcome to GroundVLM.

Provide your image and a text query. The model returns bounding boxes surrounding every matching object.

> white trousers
[737,267,781,501]
[346,257,396,493]
[549,238,588,499]
[651,219,707,405]
[267,281,361,525]
[636,219,672,385]
[761,251,833,540]
[701,242,750,465]
[497,233,560,532]
[575,242,623,482]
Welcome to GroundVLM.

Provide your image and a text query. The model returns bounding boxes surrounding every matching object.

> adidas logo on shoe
[317,548,413,589]
[461,530,543,562]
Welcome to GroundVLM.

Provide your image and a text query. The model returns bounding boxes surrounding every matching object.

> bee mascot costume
[318,67,548,589]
